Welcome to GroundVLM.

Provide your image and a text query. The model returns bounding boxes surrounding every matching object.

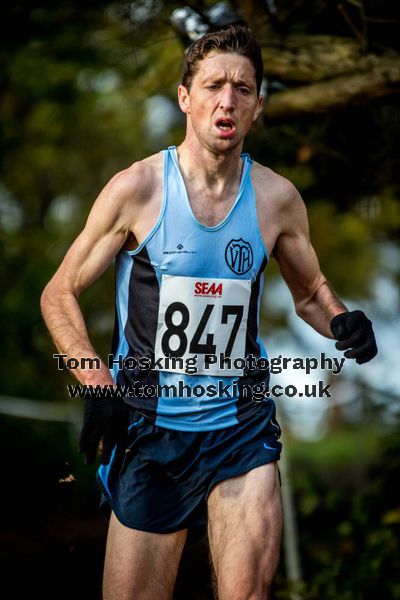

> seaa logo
[194,282,223,297]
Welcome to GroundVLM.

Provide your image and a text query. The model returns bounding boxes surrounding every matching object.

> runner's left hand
[330,310,378,364]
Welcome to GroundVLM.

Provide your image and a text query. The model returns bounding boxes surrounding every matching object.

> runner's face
[178,52,263,152]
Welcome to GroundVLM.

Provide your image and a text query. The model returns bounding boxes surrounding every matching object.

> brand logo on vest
[225,239,253,275]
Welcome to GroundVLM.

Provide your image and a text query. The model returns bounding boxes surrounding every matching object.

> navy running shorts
[97,400,282,536]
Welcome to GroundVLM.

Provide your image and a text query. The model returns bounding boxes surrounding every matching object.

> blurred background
[1,1,399,598]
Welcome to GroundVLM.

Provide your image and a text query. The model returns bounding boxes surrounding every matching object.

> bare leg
[103,511,187,600]
[207,462,282,600]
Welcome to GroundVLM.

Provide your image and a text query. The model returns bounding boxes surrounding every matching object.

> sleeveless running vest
[110,145,272,431]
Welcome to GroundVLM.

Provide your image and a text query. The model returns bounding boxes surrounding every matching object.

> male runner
[41,25,377,600]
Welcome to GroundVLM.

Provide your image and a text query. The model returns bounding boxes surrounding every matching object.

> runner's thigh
[103,511,187,600]
[207,462,282,600]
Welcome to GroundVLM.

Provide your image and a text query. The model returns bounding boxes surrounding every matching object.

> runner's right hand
[79,395,129,465]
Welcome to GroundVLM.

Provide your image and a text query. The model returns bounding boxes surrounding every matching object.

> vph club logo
[225,238,253,275]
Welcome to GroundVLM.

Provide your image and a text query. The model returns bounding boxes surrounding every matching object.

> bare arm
[40,165,148,385]
[272,181,346,337]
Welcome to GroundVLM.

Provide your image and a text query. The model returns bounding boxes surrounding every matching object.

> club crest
[225,238,253,275]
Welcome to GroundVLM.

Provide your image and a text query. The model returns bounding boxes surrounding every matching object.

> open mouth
[215,117,235,132]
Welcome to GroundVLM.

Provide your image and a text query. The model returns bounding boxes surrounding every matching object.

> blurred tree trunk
[236,0,400,119]
[266,55,400,119]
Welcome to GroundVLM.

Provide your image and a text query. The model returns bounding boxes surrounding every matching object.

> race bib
[154,275,251,376]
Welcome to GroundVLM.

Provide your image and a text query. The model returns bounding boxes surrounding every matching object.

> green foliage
[1,2,399,596]
[280,427,400,599]
[308,201,375,297]
[0,1,183,397]
[2,1,399,397]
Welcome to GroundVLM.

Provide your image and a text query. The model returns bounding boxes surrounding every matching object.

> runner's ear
[178,84,190,115]
[253,95,264,122]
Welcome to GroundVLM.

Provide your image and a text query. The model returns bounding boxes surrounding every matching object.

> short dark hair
[181,24,264,96]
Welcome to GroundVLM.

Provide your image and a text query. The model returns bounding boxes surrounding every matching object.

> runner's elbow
[40,281,58,318]
[40,280,76,317]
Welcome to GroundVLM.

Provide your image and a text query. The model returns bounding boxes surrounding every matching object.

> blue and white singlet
[110,145,272,431]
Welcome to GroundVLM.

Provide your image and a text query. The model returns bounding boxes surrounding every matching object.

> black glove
[330,310,378,365]
[79,394,130,465]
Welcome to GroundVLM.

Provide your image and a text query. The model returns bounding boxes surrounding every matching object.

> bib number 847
[161,302,243,358]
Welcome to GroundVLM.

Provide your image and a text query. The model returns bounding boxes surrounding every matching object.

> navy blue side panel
[125,247,159,357]
[110,269,120,358]
[115,246,160,414]
[245,255,268,361]
[235,255,270,421]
